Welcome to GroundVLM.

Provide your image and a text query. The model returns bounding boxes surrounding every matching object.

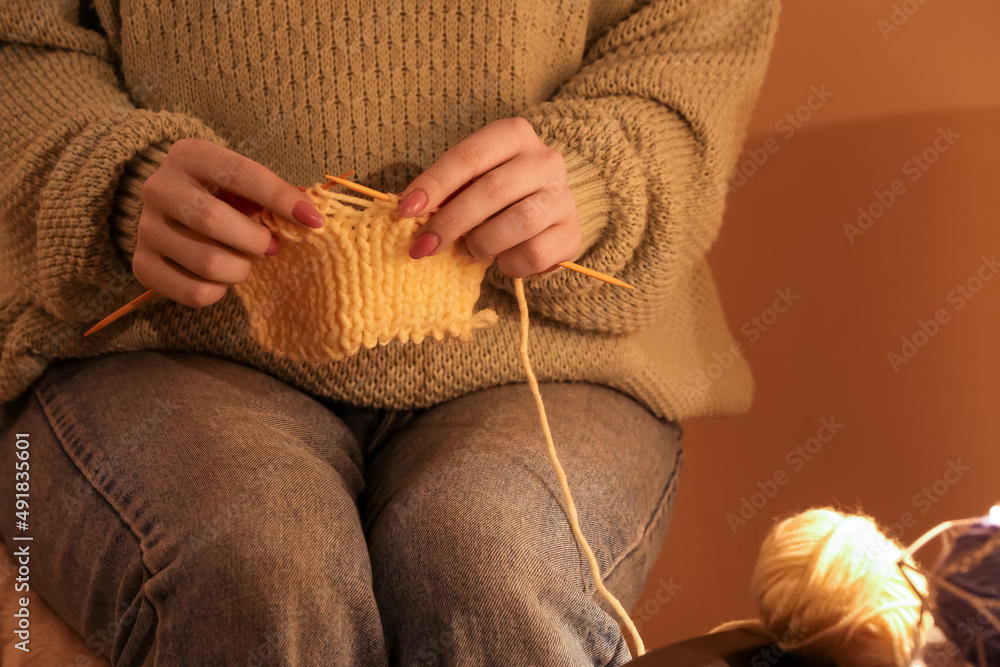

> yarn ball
[748,507,928,667]
[929,521,1000,666]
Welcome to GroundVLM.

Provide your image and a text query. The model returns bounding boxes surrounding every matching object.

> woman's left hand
[398,117,581,278]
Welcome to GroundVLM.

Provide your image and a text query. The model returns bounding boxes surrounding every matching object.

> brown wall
[634,1,1000,649]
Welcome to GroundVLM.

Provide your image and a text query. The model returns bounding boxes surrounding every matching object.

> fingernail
[292,201,324,228]
[399,189,428,217]
[409,232,439,259]
[540,265,559,274]
[265,237,280,256]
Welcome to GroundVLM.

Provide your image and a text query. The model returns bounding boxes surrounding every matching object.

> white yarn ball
[749,507,930,667]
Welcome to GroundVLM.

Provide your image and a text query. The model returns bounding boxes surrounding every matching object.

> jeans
[0,350,683,666]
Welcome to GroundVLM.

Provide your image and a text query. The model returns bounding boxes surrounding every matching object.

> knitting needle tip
[323,174,634,289]
[83,289,156,337]
[320,170,356,190]
[556,261,635,289]
[324,174,393,202]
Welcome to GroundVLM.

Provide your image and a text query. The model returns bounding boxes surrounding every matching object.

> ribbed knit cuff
[562,150,612,264]
[483,105,648,298]
[109,142,171,265]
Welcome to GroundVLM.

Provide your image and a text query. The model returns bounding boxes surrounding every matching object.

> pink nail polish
[265,237,280,255]
[399,190,428,217]
[292,201,324,228]
[409,232,439,259]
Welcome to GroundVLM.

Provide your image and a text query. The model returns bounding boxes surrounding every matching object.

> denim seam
[33,379,158,579]
[599,446,683,587]
[588,446,683,666]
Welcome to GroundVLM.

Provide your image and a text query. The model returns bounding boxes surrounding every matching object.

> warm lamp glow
[988,504,1000,525]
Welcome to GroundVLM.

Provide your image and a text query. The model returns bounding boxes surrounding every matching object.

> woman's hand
[397,117,582,278]
[133,138,326,308]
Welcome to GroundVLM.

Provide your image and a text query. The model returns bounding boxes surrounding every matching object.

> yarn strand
[513,277,646,657]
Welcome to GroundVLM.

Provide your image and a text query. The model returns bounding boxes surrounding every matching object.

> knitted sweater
[0,0,779,421]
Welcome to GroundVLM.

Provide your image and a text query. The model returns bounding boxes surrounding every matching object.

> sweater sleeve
[484,0,781,335]
[0,0,226,324]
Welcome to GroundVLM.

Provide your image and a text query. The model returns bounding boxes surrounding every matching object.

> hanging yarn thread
[711,507,933,667]
[232,181,646,656]
[513,277,645,656]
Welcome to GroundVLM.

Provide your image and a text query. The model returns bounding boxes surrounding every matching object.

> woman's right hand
[132,138,326,308]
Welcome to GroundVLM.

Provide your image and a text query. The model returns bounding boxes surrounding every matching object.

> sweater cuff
[483,104,648,297]
[109,142,171,265]
[562,149,611,264]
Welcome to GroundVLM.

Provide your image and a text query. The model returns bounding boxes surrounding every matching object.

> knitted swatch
[231,184,646,656]
[231,185,498,361]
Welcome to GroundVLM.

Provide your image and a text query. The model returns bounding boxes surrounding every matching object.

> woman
[0,0,778,664]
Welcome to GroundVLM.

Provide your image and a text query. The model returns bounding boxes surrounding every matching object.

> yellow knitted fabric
[231,185,498,361]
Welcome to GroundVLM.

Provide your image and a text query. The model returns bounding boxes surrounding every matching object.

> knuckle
[188,281,224,308]
[480,171,509,204]
[534,186,555,210]
[199,248,230,280]
[193,199,225,236]
[510,116,534,136]
[168,138,194,159]
[140,174,159,201]
[486,117,511,132]
[215,157,249,189]
[522,240,549,273]
[512,199,542,235]
[423,168,449,198]
[496,254,519,278]
[542,147,565,172]
[265,178,286,208]
[453,143,482,175]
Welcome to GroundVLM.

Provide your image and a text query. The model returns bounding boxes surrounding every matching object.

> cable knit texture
[0,0,779,420]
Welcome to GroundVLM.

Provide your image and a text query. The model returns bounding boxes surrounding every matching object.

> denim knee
[142,457,384,665]
[368,479,626,665]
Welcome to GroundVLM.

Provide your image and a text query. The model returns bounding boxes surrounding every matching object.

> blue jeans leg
[362,380,684,667]
[0,350,386,666]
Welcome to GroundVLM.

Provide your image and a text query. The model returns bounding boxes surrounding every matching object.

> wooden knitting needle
[557,261,634,289]
[83,172,358,338]
[323,175,635,290]
[323,174,393,202]
[83,289,155,336]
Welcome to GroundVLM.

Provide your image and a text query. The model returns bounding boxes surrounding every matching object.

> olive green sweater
[0,0,778,420]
